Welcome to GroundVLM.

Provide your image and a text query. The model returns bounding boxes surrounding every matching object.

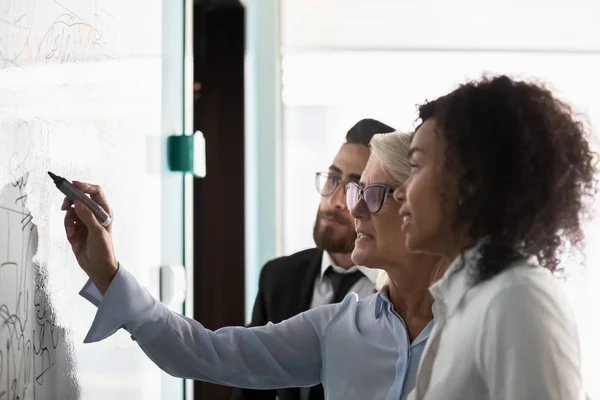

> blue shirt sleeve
[79,265,348,389]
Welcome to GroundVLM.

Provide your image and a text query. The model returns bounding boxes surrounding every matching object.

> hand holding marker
[48,171,112,227]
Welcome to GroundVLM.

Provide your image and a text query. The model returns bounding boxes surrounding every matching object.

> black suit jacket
[231,248,324,400]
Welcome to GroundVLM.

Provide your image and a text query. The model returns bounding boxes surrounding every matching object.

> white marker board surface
[0,0,183,399]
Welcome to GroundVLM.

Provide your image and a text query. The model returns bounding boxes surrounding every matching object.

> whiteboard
[0,0,184,399]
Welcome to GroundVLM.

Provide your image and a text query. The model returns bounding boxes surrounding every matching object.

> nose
[393,184,406,203]
[326,184,346,210]
[350,196,368,220]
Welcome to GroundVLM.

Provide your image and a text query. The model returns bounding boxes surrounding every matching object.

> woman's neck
[442,231,476,263]
[387,269,434,321]
[384,256,447,340]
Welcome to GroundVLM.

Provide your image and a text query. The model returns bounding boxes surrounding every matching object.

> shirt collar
[320,251,381,285]
[428,239,485,317]
[374,287,389,319]
[374,286,438,342]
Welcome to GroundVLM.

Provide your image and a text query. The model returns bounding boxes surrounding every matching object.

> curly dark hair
[417,75,597,282]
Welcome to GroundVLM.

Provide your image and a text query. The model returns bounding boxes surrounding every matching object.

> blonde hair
[369,131,413,183]
[369,131,413,290]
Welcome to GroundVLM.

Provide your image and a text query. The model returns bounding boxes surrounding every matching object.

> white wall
[283,0,600,51]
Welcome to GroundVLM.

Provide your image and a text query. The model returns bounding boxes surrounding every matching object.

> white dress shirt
[409,241,583,400]
[309,252,381,309]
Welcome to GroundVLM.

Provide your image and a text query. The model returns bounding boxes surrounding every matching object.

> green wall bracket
[166,132,206,177]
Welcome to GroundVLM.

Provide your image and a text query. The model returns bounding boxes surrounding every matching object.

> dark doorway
[193,1,245,399]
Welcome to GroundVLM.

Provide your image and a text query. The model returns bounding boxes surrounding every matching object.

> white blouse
[409,242,583,400]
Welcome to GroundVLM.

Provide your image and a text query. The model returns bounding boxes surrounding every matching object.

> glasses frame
[315,172,347,197]
[345,181,394,214]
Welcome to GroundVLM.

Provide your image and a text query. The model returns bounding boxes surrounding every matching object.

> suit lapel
[292,249,323,315]
[284,249,322,400]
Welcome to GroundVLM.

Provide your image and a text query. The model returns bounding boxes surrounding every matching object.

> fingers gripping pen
[48,171,112,227]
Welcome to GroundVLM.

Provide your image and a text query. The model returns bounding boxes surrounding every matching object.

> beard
[312,208,356,253]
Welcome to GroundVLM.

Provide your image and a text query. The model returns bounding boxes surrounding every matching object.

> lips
[399,206,412,230]
[356,230,373,240]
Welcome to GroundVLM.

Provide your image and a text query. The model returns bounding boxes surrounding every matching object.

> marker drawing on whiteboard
[47,171,112,227]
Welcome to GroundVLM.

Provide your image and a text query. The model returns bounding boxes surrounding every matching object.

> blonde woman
[62,131,443,400]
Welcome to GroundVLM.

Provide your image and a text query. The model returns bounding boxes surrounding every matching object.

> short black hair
[417,75,597,282]
[345,118,395,147]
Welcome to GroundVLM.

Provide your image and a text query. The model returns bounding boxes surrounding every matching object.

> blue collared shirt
[80,266,433,400]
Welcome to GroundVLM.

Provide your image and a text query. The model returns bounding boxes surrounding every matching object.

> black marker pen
[48,171,112,227]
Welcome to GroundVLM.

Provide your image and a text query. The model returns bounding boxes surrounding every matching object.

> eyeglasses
[345,182,394,214]
[315,172,346,197]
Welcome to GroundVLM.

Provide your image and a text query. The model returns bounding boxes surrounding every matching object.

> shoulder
[476,259,565,303]
[261,248,322,277]
[472,260,581,384]
[315,292,366,324]
[328,291,379,323]
[473,259,575,329]
[314,292,380,340]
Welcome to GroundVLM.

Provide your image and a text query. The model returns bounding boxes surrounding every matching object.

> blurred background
[193,0,600,398]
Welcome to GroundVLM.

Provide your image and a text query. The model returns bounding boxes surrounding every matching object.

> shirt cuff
[79,265,169,344]
[79,279,103,306]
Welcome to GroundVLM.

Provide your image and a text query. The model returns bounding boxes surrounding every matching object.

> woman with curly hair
[397,75,596,399]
